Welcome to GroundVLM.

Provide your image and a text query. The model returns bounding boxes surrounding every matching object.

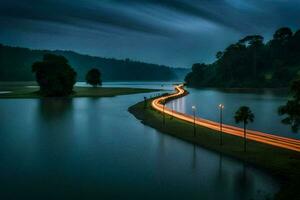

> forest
[0,44,187,82]
[185,27,300,88]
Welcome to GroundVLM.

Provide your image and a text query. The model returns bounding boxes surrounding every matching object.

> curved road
[151,84,300,152]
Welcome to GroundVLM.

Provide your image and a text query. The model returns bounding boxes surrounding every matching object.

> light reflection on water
[0,83,279,199]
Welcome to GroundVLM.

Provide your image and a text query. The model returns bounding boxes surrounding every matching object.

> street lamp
[218,104,224,145]
[171,102,174,120]
[192,105,196,136]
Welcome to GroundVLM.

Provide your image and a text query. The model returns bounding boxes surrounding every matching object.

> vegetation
[0,44,188,81]
[234,106,255,152]
[279,78,300,132]
[185,27,300,88]
[129,98,300,200]
[86,68,102,87]
[32,54,76,96]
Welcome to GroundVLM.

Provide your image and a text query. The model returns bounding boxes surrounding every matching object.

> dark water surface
[0,83,279,199]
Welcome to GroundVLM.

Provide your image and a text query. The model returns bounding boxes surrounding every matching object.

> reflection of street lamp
[219,104,224,145]
[192,105,196,136]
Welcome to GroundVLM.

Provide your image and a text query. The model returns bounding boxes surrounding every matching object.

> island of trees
[185,27,300,88]
[32,54,103,96]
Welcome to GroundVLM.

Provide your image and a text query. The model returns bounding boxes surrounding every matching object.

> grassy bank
[129,98,300,200]
[0,86,160,98]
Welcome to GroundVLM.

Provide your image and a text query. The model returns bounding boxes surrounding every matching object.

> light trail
[151,84,300,152]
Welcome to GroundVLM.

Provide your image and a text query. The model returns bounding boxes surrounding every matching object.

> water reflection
[38,98,73,120]
[191,144,196,170]
[233,163,253,200]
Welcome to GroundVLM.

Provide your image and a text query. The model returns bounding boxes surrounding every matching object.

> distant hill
[0,44,189,82]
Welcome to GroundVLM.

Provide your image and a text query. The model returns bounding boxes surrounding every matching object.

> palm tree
[234,106,255,152]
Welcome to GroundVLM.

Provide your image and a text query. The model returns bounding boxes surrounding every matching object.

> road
[151,84,300,152]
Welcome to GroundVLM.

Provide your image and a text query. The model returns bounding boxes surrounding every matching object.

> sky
[1,0,300,68]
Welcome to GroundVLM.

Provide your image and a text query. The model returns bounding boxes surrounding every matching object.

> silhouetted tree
[234,106,255,152]
[185,27,300,88]
[86,68,102,87]
[216,51,223,59]
[278,79,300,132]
[184,63,209,87]
[32,54,76,96]
[273,27,293,42]
[239,35,264,78]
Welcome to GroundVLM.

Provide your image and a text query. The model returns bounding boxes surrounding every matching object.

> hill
[0,44,188,82]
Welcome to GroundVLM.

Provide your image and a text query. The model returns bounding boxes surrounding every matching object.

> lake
[0,82,279,199]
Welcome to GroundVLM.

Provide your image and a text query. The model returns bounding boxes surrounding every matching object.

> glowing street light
[192,105,196,136]
[219,104,224,145]
[162,100,166,125]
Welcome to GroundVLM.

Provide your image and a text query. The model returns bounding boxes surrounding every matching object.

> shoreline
[129,94,300,199]
[0,86,161,99]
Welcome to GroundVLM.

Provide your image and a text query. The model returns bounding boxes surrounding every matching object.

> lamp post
[162,100,166,125]
[171,102,174,120]
[218,104,224,145]
[192,105,196,136]
[143,96,147,109]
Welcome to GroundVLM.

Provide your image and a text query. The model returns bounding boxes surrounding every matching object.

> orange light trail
[151,84,300,152]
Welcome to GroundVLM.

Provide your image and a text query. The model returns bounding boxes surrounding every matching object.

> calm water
[0,82,279,199]
[166,87,300,139]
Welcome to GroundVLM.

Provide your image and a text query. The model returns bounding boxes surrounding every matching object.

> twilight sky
[1,0,300,68]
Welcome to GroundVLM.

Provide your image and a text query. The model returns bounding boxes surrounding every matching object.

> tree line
[0,44,182,82]
[185,27,300,88]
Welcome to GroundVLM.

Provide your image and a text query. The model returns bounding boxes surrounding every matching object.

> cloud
[0,0,300,67]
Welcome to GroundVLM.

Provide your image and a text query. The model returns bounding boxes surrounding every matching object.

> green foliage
[32,54,76,96]
[185,27,300,88]
[278,79,300,132]
[0,44,182,81]
[85,68,102,87]
[234,106,255,152]
[234,106,255,125]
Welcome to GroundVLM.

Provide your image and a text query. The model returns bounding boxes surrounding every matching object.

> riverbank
[129,98,300,199]
[0,86,160,98]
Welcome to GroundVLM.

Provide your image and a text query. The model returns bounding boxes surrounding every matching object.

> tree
[85,68,102,87]
[239,35,264,47]
[32,54,76,96]
[239,35,264,78]
[184,63,208,87]
[288,30,300,53]
[278,79,300,132]
[273,27,293,42]
[216,51,223,60]
[234,106,255,152]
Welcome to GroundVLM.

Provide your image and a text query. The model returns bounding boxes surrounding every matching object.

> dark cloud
[0,0,300,67]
